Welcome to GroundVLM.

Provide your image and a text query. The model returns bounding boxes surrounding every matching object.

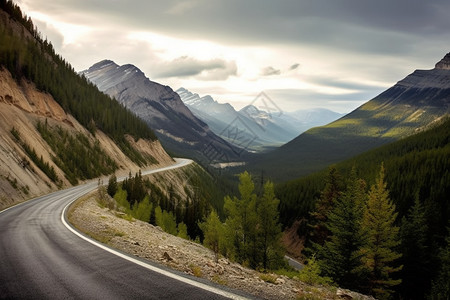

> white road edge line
[61,159,248,300]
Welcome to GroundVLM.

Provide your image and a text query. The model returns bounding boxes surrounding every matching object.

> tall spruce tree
[319,168,368,291]
[362,164,402,299]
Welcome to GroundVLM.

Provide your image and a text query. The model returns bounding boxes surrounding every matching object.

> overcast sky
[16,0,450,113]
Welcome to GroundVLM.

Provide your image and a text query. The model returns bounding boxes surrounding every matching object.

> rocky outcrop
[0,68,71,124]
[435,52,450,70]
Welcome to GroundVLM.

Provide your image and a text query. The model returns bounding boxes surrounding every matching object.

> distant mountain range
[246,52,450,181]
[81,61,245,165]
[177,87,343,151]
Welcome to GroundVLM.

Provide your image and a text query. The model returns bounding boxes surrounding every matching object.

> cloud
[166,0,199,15]
[289,63,300,71]
[152,56,237,80]
[261,66,281,76]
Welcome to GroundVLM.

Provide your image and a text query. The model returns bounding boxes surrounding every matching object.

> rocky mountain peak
[435,52,450,70]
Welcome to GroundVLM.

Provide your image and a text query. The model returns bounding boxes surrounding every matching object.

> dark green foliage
[307,167,343,250]
[36,122,117,185]
[429,229,450,300]
[318,169,368,291]
[399,197,432,299]
[275,118,450,298]
[11,127,59,183]
[0,2,157,167]
[107,174,118,197]
[122,170,146,205]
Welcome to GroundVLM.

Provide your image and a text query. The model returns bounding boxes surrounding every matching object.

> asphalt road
[0,159,249,299]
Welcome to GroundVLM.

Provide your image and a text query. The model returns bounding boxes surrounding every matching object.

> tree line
[275,117,450,299]
[106,170,208,241]
[295,163,449,299]
[0,0,157,167]
[105,170,285,272]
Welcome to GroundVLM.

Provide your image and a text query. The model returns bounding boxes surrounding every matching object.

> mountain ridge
[246,52,450,181]
[177,87,343,151]
[81,61,245,165]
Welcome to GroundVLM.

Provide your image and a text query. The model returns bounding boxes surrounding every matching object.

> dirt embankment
[0,68,173,210]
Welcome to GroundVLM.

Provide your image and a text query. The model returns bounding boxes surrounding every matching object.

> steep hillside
[0,3,173,209]
[249,52,450,181]
[81,61,246,165]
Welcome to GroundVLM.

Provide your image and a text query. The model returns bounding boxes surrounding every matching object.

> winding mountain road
[0,159,249,299]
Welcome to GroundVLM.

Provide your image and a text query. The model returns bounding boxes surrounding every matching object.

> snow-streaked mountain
[81,60,245,164]
[177,88,343,151]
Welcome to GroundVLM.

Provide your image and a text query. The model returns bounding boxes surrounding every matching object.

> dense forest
[0,0,156,167]
[105,170,286,272]
[276,117,450,299]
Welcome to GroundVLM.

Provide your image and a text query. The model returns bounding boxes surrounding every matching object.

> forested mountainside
[0,1,173,207]
[247,52,450,181]
[81,60,246,166]
[276,116,450,299]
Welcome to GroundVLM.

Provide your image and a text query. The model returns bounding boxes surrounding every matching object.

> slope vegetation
[0,2,173,208]
[249,53,450,181]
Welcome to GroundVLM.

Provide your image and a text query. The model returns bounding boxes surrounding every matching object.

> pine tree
[199,210,224,262]
[308,167,342,248]
[257,181,283,270]
[107,174,118,197]
[400,196,431,299]
[224,171,257,263]
[319,168,368,290]
[362,164,402,299]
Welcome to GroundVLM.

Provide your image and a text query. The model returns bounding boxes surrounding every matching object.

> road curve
[0,159,249,299]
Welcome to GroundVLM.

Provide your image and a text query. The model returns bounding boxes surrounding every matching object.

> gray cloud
[261,66,281,76]
[19,0,450,65]
[152,56,237,80]
[16,0,450,112]
[289,63,300,71]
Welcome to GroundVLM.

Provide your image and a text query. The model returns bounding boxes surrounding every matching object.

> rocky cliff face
[82,60,245,164]
[435,52,450,70]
